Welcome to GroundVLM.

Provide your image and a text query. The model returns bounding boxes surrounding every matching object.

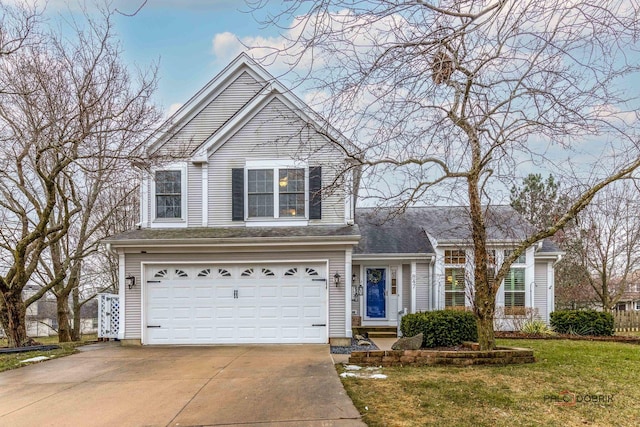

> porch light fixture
[352,282,364,301]
[125,275,136,289]
[334,272,341,287]
[352,273,356,283]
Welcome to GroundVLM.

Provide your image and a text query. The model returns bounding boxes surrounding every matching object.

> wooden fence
[614,311,640,332]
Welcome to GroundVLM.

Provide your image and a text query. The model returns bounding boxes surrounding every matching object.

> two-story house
[104,54,561,346]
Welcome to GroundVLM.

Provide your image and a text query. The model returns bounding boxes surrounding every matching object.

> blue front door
[366,268,386,318]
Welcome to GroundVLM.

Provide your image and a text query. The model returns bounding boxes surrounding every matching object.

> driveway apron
[0,343,365,427]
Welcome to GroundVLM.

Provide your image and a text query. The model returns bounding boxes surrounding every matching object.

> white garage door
[144,264,327,344]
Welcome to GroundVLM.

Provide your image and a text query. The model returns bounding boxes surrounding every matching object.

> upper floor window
[444,249,466,264]
[155,170,182,219]
[232,164,321,222]
[504,249,526,265]
[247,167,306,218]
[248,169,274,217]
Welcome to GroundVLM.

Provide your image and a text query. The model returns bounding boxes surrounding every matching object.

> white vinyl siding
[207,98,345,226]
[534,262,549,322]
[123,249,347,340]
[187,163,202,226]
[158,71,264,156]
[402,263,411,312]
[415,262,429,311]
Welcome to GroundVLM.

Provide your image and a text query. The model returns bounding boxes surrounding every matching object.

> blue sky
[42,0,285,114]
[111,0,282,112]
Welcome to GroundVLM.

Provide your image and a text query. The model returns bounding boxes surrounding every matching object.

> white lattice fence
[98,293,120,339]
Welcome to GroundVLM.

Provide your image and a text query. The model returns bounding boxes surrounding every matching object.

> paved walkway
[0,343,364,427]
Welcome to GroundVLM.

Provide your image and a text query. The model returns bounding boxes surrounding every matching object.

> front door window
[366,268,386,318]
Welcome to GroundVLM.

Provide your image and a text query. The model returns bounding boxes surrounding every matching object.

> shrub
[401,310,478,348]
[520,319,555,336]
[550,310,614,336]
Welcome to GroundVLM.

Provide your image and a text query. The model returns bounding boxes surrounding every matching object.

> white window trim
[244,161,309,226]
[150,163,188,228]
[442,248,469,309]
[499,248,529,315]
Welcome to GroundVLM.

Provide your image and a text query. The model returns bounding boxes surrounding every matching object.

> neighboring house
[25,298,98,337]
[614,282,640,311]
[103,53,561,346]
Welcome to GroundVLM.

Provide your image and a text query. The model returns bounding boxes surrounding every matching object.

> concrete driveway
[0,343,364,427]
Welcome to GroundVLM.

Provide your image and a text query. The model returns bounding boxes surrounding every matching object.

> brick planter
[348,343,535,367]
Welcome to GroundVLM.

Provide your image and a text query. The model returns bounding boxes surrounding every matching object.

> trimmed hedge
[550,310,614,336]
[400,310,478,348]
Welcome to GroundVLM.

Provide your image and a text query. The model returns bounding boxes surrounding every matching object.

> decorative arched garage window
[241,268,255,277]
[284,268,298,276]
[154,269,168,278]
[197,268,212,278]
[218,268,232,277]
[261,268,275,277]
[175,269,189,278]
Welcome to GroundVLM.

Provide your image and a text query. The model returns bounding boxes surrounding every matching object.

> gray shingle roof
[354,205,560,255]
[354,209,434,254]
[359,205,535,243]
[104,224,360,245]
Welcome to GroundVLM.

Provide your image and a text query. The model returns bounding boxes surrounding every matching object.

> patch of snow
[344,364,362,370]
[370,374,388,379]
[340,367,387,380]
[20,356,50,363]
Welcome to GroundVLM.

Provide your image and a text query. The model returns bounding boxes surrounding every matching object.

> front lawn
[339,339,640,427]
[0,334,97,373]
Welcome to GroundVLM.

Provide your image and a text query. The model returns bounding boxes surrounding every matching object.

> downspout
[430,254,436,310]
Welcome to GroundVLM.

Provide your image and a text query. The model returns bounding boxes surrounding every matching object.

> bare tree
[0,5,157,347]
[569,182,640,311]
[250,0,640,349]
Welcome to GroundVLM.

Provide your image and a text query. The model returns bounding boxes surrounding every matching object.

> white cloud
[165,102,183,118]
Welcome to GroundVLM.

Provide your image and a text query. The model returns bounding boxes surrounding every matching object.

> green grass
[0,334,97,373]
[338,339,640,427]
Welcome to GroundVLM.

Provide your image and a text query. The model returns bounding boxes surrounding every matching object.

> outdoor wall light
[352,273,356,283]
[334,272,341,287]
[352,283,364,301]
[125,275,136,289]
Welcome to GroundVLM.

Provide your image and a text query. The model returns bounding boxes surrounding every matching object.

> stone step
[367,331,398,338]
[354,326,398,338]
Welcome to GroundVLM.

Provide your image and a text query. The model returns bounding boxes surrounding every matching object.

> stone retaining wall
[348,345,535,366]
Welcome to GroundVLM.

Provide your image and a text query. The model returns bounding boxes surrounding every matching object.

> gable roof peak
[145,52,276,156]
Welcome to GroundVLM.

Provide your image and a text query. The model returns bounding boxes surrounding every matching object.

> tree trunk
[71,287,81,341]
[56,291,73,343]
[475,290,496,350]
[1,291,28,347]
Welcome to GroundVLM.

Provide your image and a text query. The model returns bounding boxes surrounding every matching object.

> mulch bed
[331,338,380,354]
[496,331,640,344]
[0,345,61,354]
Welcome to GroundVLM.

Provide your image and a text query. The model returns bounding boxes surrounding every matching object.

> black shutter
[232,168,244,221]
[309,166,322,219]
